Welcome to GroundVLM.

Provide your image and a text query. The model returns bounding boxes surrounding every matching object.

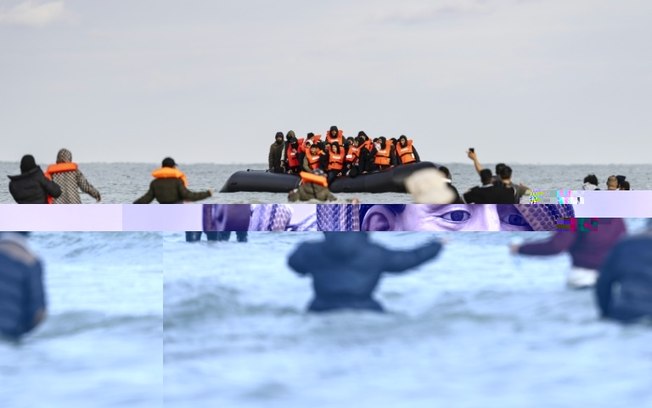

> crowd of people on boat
[268,126,421,184]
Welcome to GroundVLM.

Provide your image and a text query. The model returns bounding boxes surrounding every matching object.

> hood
[323,232,368,257]
[286,130,296,140]
[56,148,73,163]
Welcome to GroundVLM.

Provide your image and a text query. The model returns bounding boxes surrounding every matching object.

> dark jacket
[518,219,627,269]
[268,142,284,173]
[8,167,62,204]
[596,234,652,322]
[133,178,211,204]
[464,185,515,204]
[288,233,442,312]
[0,234,46,339]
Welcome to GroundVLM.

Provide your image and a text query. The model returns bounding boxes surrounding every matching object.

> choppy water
[163,222,652,407]
[1,162,651,204]
[0,232,163,408]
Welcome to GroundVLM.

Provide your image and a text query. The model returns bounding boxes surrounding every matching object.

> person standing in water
[288,232,443,312]
[134,157,212,204]
[8,155,62,204]
[46,148,101,203]
[596,222,652,323]
[0,232,47,340]
[511,219,627,288]
[268,132,285,173]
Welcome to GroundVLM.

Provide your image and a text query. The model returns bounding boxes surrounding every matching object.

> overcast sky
[1,0,651,164]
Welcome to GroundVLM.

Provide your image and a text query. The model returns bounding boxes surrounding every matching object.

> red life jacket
[305,149,323,170]
[345,145,360,164]
[326,130,344,146]
[45,162,78,204]
[396,140,416,164]
[374,141,392,166]
[286,138,304,168]
[327,151,344,171]
[299,171,328,187]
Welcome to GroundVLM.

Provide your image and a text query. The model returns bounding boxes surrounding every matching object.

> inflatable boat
[219,161,438,193]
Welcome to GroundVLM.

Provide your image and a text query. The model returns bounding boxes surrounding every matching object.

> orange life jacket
[305,149,323,170]
[152,167,188,187]
[345,145,360,164]
[299,171,328,187]
[396,140,416,164]
[327,151,344,171]
[374,141,393,166]
[286,138,304,168]
[326,130,344,146]
[44,162,79,203]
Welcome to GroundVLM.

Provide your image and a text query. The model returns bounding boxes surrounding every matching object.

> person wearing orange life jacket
[134,157,212,204]
[372,137,396,172]
[344,137,361,177]
[302,143,326,172]
[46,148,101,204]
[326,143,345,185]
[302,132,322,151]
[281,130,297,170]
[284,136,305,174]
[326,125,344,146]
[396,135,421,165]
[288,169,337,202]
[356,132,375,174]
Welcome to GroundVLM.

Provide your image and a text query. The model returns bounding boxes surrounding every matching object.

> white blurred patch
[0,0,65,27]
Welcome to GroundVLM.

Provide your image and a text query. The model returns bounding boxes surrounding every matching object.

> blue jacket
[0,234,46,339]
[596,234,652,322]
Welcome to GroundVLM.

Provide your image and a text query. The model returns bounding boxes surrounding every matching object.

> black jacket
[8,167,62,204]
[133,178,211,204]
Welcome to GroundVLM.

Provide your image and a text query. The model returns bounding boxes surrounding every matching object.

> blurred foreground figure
[596,227,652,323]
[288,233,442,312]
[0,232,47,340]
[512,219,626,289]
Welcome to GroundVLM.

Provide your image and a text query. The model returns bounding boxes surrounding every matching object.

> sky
[1,0,651,164]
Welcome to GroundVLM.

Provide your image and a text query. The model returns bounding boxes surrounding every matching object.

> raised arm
[38,171,62,198]
[467,151,483,175]
[381,241,443,274]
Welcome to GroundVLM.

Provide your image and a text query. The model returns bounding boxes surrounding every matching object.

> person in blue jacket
[596,226,652,323]
[0,232,47,340]
[287,232,443,312]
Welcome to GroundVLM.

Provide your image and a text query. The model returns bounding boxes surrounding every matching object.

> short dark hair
[495,163,506,175]
[162,157,176,168]
[499,165,512,180]
[480,169,493,185]
[583,174,598,186]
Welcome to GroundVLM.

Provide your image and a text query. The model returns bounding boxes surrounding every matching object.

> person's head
[307,132,315,139]
[606,175,618,190]
[616,175,626,187]
[310,144,319,154]
[275,132,284,144]
[438,166,452,181]
[345,136,354,146]
[357,131,367,140]
[330,125,339,137]
[390,137,397,146]
[360,204,533,232]
[322,232,369,256]
[499,165,512,181]
[162,157,176,168]
[56,148,73,164]
[353,137,361,147]
[398,135,408,146]
[378,137,387,149]
[286,130,296,141]
[331,143,340,153]
[619,180,631,190]
[495,163,506,176]
[583,174,598,187]
[19,154,37,174]
[480,169,493,185]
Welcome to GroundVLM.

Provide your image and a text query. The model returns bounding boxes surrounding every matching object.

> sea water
[163,221,652,407]
[0,232,163,408]
[1,162,651,204]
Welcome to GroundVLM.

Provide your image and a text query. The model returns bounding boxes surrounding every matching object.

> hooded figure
[288,232,443,312]
[269,132,285,173]
[46,148,101,204]
[596,226,652,322]
[8,155,62,204]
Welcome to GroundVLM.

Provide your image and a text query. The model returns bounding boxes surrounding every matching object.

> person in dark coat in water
[287,232,443,312]
[0,232,47,340]
[596,224,652,323]
[8,155,62,204]
[511,219,627,289]
[134,157,212,204]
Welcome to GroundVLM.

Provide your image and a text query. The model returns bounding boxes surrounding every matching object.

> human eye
[501,213,529,227]
[438,210,471,223]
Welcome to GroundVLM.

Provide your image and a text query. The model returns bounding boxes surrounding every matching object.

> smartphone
[469,148,475,153]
